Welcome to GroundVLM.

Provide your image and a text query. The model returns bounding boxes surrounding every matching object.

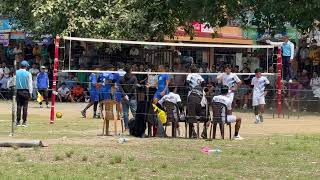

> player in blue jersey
[81,67,100,118]
[153,65,170,104]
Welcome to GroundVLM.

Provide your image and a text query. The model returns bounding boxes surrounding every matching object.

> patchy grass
[0,102,319,179]
[0,135,318,179]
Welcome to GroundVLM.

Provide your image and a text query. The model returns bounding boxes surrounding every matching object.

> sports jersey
[217,73,241,89]
[112,72,122,102]
[186,73,205,89]
[251,76,270,97]
[89,73,98,91]
[212,95,232,116]
[89,73,99,101]
[157,74,169,91]
[100,73,114,100]
[154,74,169,100]
[158,92,181,105]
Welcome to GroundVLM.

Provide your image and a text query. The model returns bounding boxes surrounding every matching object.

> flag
[152,104,167,124]
[37,91,44,103]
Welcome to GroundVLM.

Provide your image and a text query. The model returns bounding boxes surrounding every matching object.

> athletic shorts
[115,91,122,103]
[227,92,235,103]
[90,91,99,102]
[153,89,168,101]
[226,115,237,123]
[252,96,266,106]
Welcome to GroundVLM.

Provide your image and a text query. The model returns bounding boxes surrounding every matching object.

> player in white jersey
[217,65,242,103]
[212,85,243,140]
[251,68,270,124]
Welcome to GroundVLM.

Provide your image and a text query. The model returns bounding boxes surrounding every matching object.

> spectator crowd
[0,39,319,114]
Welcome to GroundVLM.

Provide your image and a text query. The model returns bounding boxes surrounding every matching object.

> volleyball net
[48,36,286,124]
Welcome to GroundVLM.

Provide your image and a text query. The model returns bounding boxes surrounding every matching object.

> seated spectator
[157,83,184,136]
[70,83,85,102]
[298,70,310,94]
[0,72,12,99]
[310,72,320,98]
[65,73,78,89]
[57,83,71,102]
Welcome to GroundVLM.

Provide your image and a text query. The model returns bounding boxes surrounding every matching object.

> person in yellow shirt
[33,44,41,64]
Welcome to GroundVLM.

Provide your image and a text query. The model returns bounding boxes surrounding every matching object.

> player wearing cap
[217,64,242,103]
[212,85,243,140]
[16,60,33,127]
[36,66,49,108]
[251,68,270,124]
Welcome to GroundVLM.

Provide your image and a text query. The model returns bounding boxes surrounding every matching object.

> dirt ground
[0,101,319,141]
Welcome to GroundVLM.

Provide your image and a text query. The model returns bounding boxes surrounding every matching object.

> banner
[0,34,10,46]
[0,19,12,32]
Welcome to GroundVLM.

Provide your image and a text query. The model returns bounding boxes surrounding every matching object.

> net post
[50,35,60,124]
[277,47,282,118]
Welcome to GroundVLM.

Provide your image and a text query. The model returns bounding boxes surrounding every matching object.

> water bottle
[208,148,222,154]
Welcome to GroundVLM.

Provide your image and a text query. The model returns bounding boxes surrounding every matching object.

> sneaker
[22,122,27,127]
[243,104,247,110]
[81,110,86,118]
[192,129,197,138]
[93,115,99,119]
[15,122,21,127]
[201,130,207,139]
[46,105,50,109]
[254,115,260,124]
[259,115,264,123]
[233,135,244,140]
[40,105,43,108]
[288,79,293,83]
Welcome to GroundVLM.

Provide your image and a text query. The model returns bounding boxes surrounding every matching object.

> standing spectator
[41,44,49,65]
[47,41,55,63]
[16,60,33,127]
[37,66,49,108]
[29,63,40,100]
[70,83,85,102]
[308,40,320,75]
[173,63,186,101]
[13,43,23,64]
[298,70,310,89]
[65,73,77,89]
[0,71,11,99]
[267,36,295,83]
[233,65,240,73]
[24,44,34,63]
[147,67,158,101]
[153,65,169,104]
[74,42,85,65]
[119,65,138,132]
[77,65,88,89]
[33,44,41,64]
[5,44,15,64]
[57,83,71,102]
[296,39,309,73]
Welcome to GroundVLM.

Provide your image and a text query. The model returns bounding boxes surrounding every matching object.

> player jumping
[251,68,270,124]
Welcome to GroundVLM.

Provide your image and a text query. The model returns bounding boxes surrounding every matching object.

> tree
[239,0,320,35]
[0,0,239,40]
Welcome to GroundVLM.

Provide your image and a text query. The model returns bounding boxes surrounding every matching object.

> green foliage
[0,0,240,39]
[239,0,320,34]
